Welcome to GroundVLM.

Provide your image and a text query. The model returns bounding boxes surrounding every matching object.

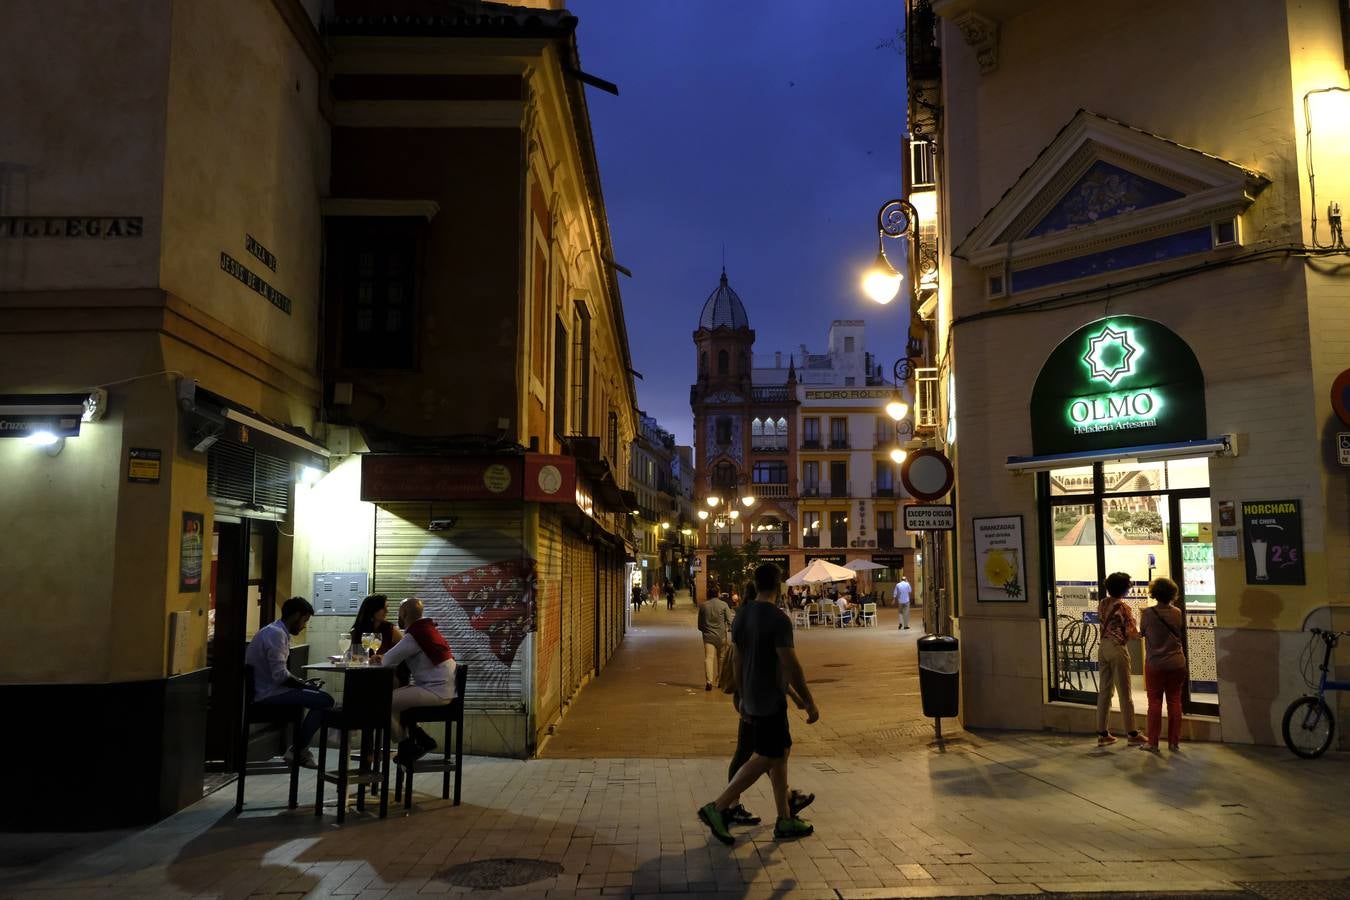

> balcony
[874,430,896,447]
[751,385,791,403]
[829,439,850,450]
[801,439,822,450]
[751,440,788,453]
[802,535,820,548]
[877,528,895,548]
[708,531,745,547]
[872,481,895,498]
[828,481,850,498]
[801,484,820,498]
[752,483,791,500]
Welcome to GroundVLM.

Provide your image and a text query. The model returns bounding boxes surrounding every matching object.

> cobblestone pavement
[4,599,1350,900]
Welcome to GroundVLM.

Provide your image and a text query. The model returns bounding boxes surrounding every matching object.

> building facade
[0,0,636,828]
[913,0,1350,746]
[690,275,916,597]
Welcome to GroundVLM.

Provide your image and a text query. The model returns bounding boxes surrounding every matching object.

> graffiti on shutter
[374,503,531,707]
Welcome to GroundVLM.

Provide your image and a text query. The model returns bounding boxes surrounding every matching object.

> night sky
[569,0,908,445]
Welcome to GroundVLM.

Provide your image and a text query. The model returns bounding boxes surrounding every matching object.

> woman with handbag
[1139,577,1187,752]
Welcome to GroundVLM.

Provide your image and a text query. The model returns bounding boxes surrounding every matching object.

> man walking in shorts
[698,563,819,845]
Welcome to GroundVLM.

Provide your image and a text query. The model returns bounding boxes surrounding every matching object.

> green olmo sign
[1031,316,1205,456]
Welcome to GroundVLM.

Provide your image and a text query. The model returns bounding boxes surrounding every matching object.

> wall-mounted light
[300,465,325,486]
[25,430,64,455]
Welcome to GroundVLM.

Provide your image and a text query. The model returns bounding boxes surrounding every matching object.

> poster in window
[972,515,1027,602]
[1241,500,1305,586]
[180,512,204,593]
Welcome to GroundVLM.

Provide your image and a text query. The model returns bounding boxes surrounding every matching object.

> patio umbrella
[844,558,888,596]
[785,558,858,586]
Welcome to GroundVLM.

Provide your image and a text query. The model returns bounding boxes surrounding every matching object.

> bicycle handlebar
[1310,628,1350,638]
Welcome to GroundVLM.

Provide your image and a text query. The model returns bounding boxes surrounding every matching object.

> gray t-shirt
[733,600,794,716]
[697,597,733,646]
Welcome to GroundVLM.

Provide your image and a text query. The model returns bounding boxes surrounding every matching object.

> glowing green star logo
[1083,325,1138,384]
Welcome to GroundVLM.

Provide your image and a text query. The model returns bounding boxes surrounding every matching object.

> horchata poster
[972,515,1027,602]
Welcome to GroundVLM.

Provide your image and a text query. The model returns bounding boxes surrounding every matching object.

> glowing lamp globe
[862,251,902,305]
[889,446,908,464]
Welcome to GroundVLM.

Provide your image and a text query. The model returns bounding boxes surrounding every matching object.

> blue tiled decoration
[1028,161,1184,237]
[1011,227,1212,294]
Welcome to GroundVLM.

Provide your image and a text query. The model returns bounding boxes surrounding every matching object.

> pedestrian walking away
[1140,576,1188,752]
[698,591,733,691]
[894,575,913,629]
[666,581,675,610]
[1095,571,1145,747]
[698,563,820,846]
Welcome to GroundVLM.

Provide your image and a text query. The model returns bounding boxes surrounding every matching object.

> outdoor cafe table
[303,662,397,820]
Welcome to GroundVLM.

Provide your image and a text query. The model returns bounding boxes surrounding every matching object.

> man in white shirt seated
[835,595,854,627]
[243,596,334,768]
[376,597,458,765]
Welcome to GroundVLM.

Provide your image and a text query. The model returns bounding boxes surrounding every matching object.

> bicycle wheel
[1282,696,1335,759]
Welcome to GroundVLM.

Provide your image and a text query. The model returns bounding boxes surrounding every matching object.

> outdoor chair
[817,605,837,627]
[234,665,303,815]
[792,605,812,629]
[860,602,878,627]
[314,669,395,823]
[1057,615,1100,692]
[394,663,469,809]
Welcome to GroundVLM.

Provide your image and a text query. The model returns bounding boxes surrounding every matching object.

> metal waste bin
[917,634,959,718]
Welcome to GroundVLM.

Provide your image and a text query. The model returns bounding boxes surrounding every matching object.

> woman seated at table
[374,597,458,765]
[350,593,403,655]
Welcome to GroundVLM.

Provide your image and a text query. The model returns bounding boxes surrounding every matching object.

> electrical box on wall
[312,571,368,615]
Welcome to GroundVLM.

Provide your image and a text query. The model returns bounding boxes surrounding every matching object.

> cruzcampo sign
[1030,316,1206,456]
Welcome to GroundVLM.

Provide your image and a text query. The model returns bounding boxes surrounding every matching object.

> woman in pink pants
[1139,577,1187,752]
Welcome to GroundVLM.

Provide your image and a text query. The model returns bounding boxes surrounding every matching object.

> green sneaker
[698,802,735,845]
[773,815,814,840]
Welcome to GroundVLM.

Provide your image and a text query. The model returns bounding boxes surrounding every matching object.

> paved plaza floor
[4,599,1350,900]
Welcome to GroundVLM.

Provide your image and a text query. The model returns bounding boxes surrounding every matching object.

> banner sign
[179,512,204,593]
[362,454,578,505]
[1241,499,1305,585]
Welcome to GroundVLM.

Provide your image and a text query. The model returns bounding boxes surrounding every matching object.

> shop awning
[1006,436,1232,473]
[179,379,329,469]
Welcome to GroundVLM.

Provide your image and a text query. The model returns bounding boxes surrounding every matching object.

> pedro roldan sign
[1030,316,1206,456]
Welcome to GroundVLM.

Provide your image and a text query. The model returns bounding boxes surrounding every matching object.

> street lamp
[697,509,709,521]
[862,198,919,305]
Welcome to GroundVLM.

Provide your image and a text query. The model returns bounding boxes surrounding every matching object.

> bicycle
[1282,627,1350,758]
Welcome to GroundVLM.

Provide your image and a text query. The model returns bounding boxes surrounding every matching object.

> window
[802,461,820,495]
[751,418,764,440]
[533,243,548,378]
[717,350,729,375]
[571,303,591,435]
[829,461,847,497]
[876,417,895,445]
[700,352,707,375]
[803,418,821,447]
[753,462,787,483]
[802,511,821,547]
[877,511,895,547]
[332,218,420,370]
[552,316,568,438]
[829,511,848,548]
[844,337,855,352]
[830,417,848,448]
[607,410,619,464]
[715,416,732,446]
[875,460,894,494]
[712,462,737,491]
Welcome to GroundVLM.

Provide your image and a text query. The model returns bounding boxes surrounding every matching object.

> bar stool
[394,664,469,809]
[234,665,302,814]
[314,667,395,823]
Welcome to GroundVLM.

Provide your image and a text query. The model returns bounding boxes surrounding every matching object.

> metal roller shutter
[579,538,597,680]
[561,529,581,703]
[534,509,564,726]
[374,502,528,709]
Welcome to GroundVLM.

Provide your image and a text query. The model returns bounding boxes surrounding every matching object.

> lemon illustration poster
[972,515,1027,602]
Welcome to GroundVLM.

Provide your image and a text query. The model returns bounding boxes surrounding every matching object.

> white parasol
[785,558,858,586]
[843,559,886,572]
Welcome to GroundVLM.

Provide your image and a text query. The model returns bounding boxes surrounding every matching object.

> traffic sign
[1338,433,1350,467]
[1333,369,1350,426]
[904,504,955,531]
[901,448,954,501]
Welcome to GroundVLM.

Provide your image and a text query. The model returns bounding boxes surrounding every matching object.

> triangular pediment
[955,110,1268,281]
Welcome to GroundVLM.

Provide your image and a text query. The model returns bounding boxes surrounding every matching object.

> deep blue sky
[570,0,908,445]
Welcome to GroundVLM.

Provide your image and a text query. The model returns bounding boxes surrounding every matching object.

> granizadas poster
[972,515,1027,602]
[1241,499,1305,586]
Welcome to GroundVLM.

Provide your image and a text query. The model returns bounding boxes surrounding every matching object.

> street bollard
[917,634,959,741]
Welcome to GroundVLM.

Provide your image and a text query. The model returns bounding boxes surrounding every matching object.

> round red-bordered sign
[901,448,954,501]
[1332,369,1350,427]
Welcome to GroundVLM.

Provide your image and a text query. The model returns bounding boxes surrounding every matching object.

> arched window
[717,350,729,375]
[712,462,738,491]
[751,418,764,439]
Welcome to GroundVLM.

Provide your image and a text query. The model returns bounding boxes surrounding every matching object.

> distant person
[698,563,819,845]
[244,596,334,768]
[698,592,733,691]
[1096,572,1144,747]
[894,576,913,630]
[631,584,643,611]
[666,581,676,610]
[375,597,458,765]
[1140,577,1187,753]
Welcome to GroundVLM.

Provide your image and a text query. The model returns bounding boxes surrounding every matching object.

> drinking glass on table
[363,632,379,663]
[338,635,351,661]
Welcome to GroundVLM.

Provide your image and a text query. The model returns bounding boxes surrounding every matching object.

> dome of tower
[698,269,750,330]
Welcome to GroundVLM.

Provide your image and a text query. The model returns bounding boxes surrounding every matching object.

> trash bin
[917,634,959,718]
